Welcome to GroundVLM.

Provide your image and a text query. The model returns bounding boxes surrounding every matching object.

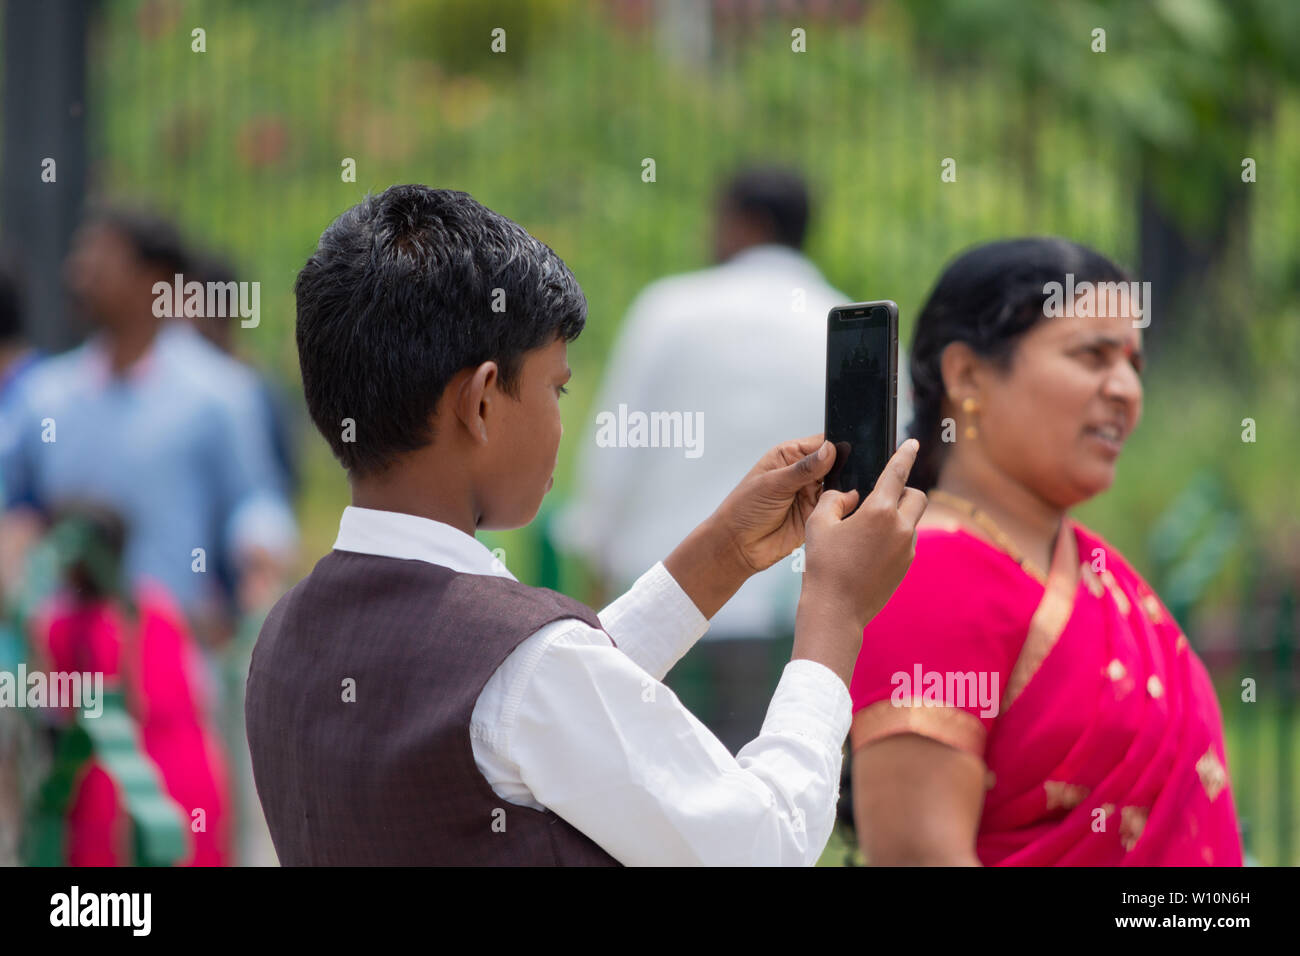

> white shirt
[333,505,852,866]
[556,244,912,639]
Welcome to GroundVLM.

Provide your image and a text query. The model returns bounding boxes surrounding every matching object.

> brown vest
[245,549,621,866]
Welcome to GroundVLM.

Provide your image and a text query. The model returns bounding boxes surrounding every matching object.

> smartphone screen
[824,301,898,503]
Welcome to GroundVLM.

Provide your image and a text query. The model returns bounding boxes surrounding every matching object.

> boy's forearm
[662,514,754,621]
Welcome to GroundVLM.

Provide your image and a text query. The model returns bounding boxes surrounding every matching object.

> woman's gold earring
[962,397,979,439]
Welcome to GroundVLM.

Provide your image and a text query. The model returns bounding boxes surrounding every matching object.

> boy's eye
[557,384,569,396]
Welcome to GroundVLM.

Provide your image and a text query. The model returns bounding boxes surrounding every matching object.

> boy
[245,185,925,865]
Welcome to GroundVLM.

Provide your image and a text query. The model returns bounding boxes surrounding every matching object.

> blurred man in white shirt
[558,167,912,752]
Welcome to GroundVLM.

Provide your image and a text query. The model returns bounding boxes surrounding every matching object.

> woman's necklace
[928,489,1049,585]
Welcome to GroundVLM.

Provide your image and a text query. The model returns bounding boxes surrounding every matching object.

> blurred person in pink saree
[27,505,231,866]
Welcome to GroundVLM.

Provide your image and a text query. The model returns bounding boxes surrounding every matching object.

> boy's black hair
[295,185,587,477]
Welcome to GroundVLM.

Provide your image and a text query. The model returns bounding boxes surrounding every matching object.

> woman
[849,238,1242,865]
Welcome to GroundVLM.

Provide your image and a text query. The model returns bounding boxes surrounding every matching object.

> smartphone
[824,300,898,505]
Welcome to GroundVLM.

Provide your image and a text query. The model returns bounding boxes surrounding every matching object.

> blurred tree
[377,0,581,77]
[903,0,1300,370]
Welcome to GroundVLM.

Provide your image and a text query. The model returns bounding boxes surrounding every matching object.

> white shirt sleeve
[469,561,852,866]
[595,560,710,679]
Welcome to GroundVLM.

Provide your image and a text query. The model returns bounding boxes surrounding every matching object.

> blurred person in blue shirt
[0,209,297,645]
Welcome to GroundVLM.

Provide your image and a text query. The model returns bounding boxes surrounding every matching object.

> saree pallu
[850,518,1243,866]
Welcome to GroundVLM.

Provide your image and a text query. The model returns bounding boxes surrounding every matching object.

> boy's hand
[663,434,837,621]
[713,434,838,573]
[793,439,926,687]
[800,438,925,628]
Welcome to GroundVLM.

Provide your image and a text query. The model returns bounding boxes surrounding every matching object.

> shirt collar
[332,505,517,580]
[83,320,195,388]
[723,243,818,274]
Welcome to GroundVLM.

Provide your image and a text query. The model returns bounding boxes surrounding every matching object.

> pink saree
[850,517,1243,866]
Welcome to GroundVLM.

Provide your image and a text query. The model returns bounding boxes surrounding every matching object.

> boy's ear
[454,361,499,445]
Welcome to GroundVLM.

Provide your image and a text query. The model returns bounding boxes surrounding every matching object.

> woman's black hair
[906,237,1132,491]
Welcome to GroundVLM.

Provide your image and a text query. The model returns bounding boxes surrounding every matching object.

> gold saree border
[851,696,987,757]
[1001,521,1081,714]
